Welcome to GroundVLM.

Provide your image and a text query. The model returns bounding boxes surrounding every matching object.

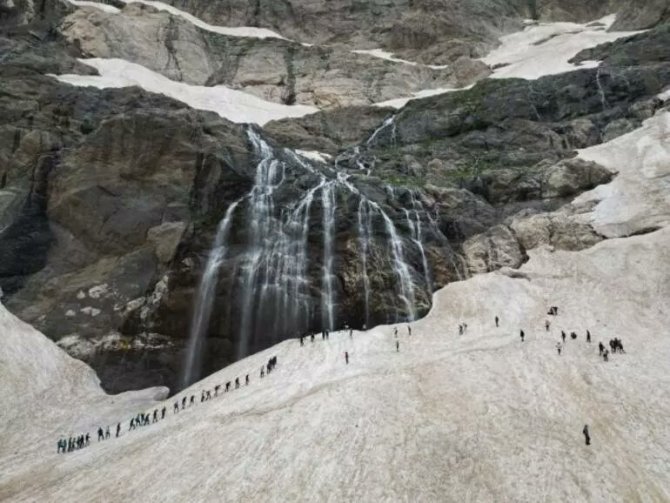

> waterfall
[321,182,337,330]
[180,200,240,389]
[406,191,432,291]
[366,116,396,146]
[357,198,372,326]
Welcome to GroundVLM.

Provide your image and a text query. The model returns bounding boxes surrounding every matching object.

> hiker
[215,385,221,396]
[105,427,110,440]
[458,324,463,335]
[586,330,591,343]
[394,327,398,337]
[130,418,136,430]
[235,377,240,389]
[545,320,550,332]
[520,330,525,342]
[311,334,315,342]
[173,402,179,413]
[245,374,250,386]
[260,367,265,378]
[116,423,121,437]
[85,433,90,446]
[396,340,400,352]
[153,410,158,423]
[190,395,195,406]
[97,427,105,441]
[345,351,349,365]
[603,349,609,362]
[495,316,499,327]
[181,397,187,409]
[205,390,211,400]
[57,439,65,454]
[226,381,231,392]
[570,332,577,340]
[556,343,562,355]
[583,425,591,445]
[349,328,353,339]
[598,342,605,355]
[300,336,304,346]
[407,325,412,336]
[561,331,566,343]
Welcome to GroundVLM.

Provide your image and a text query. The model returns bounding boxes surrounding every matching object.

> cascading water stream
[180,199,240,389]
[321,182,337,330]
[357,198,372,326]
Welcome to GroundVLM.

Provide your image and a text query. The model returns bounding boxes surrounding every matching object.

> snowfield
[1,110,670,501]
[482,15,642,80]
[352,49,449,69]
[51,59,319,125]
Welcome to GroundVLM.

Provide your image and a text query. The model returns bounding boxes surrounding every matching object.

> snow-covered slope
[2,111,670,501]
[482,15,641,79]
[52,59,319,125]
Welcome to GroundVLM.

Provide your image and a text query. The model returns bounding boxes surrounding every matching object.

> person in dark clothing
[235,377,240,389]
[561,331,566,343]
[520,330,525,342]
[545,320,550,332]
[85,433,90,445]
[570,332,577,340]
[458,324,463,335]
[97,427,105,441]
[152,410,157,423]
[495,316,499,327]
[130,418,136,430]
[182,397,187,409]
[300,336,304,346]
[407,325,412,336]
[603,349,609,362]
[116,422,121,437]
[556,343,562,355]
[350,328,353,339]
[206,390,212,400]
[174,402,180,414]
[394,327,398,337]
[586,330,591,343]
[345,351,349,364]
[215,385,221,396]
[226,381,231,391]
[57,439,65,453]
[260,368,265,378]
[190,395,195,406]
[105,427,110,439]
[583,425,590,445]
[245,374,250,386]
[396,340,400,352]
[311,334,315,342]
[598,342,605,355]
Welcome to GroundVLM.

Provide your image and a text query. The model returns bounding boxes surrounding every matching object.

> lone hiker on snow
[583,424,591,445]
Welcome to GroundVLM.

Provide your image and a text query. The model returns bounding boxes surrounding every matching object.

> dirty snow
[118,0,287,39]
[482,15,642,80]
[51,58,319,125]
[295,149,332,163]
[373,85,474,109]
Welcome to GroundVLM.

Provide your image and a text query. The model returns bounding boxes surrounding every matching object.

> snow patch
[66,0,121,13]
[51,59,319,126]
[118,0,287,40]
[482,15,643,80]
[88,283,109,299]
[80,307,102,317]
[295,150,332,164]
[352,49,449,70]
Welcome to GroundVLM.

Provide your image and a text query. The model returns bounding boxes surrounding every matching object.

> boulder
[462,225,526,274]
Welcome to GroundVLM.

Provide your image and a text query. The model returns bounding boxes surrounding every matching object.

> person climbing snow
[545,320,550,332]
[520,330,525,342]
[586,330,591,343]
[407,324,412,336]
[116,422,121,438]
[561,331,566,343]
[583,424,591,445]
[345,351,349,365]
[495,316,499,328]
[97,427,104,441]
[245,374,250,386]
[598,342,605,356]
[396,340,400,352]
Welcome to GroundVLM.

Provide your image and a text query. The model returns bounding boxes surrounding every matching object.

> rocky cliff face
[1,0,668,393]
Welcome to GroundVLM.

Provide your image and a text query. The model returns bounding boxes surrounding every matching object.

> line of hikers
[57,356,279,454]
